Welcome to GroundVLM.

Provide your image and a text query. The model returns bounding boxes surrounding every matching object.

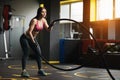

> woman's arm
[43,18,53,32]
[27,19,37,43]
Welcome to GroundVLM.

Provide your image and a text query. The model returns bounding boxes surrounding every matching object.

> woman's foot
[21,71,30,78]
[38,69,47,76]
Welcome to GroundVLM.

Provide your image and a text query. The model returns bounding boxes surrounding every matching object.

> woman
[20,7,53,77]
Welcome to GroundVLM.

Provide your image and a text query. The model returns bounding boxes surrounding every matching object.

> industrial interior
[0,0,120,80]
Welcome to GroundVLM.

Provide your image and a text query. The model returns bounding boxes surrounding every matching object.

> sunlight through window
[60,2,83,22]
[71,2,83,21]
[115,0,120,18]
[96,0,113,20]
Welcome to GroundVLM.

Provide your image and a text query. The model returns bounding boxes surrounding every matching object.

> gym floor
[0,59,120,80]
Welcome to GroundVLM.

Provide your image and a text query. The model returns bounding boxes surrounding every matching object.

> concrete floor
[0,59,120,80]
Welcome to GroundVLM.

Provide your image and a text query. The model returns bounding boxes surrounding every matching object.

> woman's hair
[35,7,46,19]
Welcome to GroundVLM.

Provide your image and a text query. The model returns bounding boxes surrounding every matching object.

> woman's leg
[20,34,29,70]
[28,39,42,70]
[28,39,47,76]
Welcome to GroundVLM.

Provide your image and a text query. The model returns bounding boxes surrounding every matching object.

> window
[59,1,83,39]
[115,0,120,18]
[60,4,70,19]
[60,2,83,22]
[71,2,83,21]
[90,0,120,21]
[96,0,113,20]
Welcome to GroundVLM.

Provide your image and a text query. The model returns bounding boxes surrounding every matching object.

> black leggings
[20,34,42,70]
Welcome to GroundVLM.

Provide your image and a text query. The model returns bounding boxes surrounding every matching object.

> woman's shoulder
[29,18,37,26]
[32,18,37,22]
[31,18,37,24]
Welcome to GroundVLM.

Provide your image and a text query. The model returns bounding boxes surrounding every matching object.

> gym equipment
[3,5,12,30]
[0,5,12,60]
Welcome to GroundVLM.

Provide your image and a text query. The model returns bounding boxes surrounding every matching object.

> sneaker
[21,71,30,78]
[38,69,47,76]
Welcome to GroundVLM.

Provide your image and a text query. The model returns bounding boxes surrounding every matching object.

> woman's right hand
[33,42,38,47]
[48,21,55,29]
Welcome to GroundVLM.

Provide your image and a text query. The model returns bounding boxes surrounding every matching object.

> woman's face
[41,8,47,18]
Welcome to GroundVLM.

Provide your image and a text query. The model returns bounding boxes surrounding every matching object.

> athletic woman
[20,7,53,77]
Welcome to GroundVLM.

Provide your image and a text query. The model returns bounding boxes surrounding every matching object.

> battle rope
[39,18,115,80]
